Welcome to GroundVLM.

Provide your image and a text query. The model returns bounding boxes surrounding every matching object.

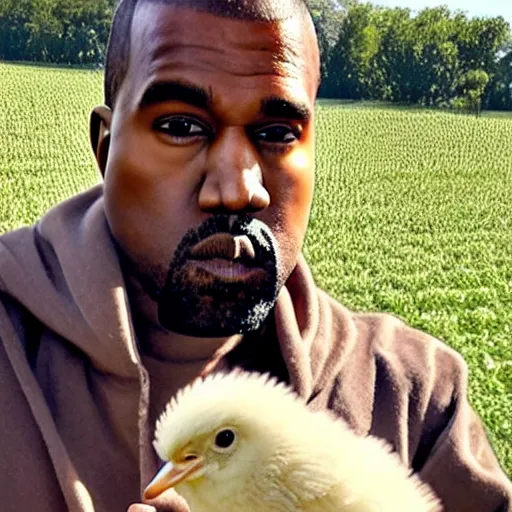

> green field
[1,62,511,475]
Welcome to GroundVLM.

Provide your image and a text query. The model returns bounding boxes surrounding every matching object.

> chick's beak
[144,458,205,500]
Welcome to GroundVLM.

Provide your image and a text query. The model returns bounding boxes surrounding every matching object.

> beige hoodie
[0,186,510,512]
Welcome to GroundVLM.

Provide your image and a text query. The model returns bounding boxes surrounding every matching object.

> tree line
[315,2,512,112]
[1,0,511,111]
[0,0,115,65]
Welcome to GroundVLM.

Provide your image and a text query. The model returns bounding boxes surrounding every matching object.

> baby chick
[145,371,442,512]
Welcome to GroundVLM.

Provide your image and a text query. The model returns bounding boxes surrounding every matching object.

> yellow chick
[145,371,442,512]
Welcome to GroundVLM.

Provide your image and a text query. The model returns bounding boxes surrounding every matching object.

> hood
[0,186,139,378]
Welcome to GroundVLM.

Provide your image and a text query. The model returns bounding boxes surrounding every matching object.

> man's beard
[123,215,282,337]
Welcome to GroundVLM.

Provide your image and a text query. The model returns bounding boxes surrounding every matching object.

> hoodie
[0,185,510,512]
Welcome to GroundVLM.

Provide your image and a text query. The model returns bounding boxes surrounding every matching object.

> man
[0,0,510,511]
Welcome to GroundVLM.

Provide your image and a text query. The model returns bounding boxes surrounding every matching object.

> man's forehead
[130,2,319,85]
[124,3,319,103]
[131,2,311,56]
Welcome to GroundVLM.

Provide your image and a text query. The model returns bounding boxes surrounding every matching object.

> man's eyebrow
[260,97,311,123]
[138,81,211,110]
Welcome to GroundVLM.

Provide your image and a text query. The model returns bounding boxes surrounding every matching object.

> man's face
[101,4,318,336]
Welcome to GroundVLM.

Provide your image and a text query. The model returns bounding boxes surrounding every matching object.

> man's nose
[198,128,271,214]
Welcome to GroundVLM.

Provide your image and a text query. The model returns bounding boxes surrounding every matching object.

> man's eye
[255,125,299,144]
[155,117,207,139]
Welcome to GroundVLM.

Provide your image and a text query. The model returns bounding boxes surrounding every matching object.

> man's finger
[127,505,156,512]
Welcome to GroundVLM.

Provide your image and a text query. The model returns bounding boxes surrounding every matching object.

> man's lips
[191,258,265,281]
[187,233,265,282]
[189,233,257,262]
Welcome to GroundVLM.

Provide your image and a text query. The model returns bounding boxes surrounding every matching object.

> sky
[372,0,512,25]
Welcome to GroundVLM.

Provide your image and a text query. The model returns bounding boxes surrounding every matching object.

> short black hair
[104,0,314,108]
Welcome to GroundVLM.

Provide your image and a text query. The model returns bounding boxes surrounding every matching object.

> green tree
[408,8,460,105]
[0,0,115,64]
[0,0,34,61]
[305,0,346,88]
[487,40,512,110]
[51,0,114,64]
[322,2,511,111]
[324,3,381,99]
[371,7,412,101]
[459,69,489,116]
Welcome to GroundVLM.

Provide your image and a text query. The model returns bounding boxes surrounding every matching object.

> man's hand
[127,491,189,512]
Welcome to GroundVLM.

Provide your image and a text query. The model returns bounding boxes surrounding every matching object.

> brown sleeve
[416,350,512,511]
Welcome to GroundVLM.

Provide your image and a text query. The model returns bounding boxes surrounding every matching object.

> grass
[307,103,512,475]
[1,62,511,476]
[0,63,102,232]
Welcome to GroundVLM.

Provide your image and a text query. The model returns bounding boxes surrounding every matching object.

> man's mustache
[178,214,276,268]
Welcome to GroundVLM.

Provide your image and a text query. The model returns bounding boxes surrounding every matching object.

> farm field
[1,62,511,475]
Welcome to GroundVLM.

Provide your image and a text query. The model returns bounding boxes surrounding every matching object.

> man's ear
[90,106,112,178]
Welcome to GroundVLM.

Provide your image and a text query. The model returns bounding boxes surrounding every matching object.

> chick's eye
[256,124,299,144]
[214,429,236,449]
[155,116,207,140]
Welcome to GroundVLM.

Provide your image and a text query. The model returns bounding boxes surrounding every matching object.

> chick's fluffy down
[151,371,442,512]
